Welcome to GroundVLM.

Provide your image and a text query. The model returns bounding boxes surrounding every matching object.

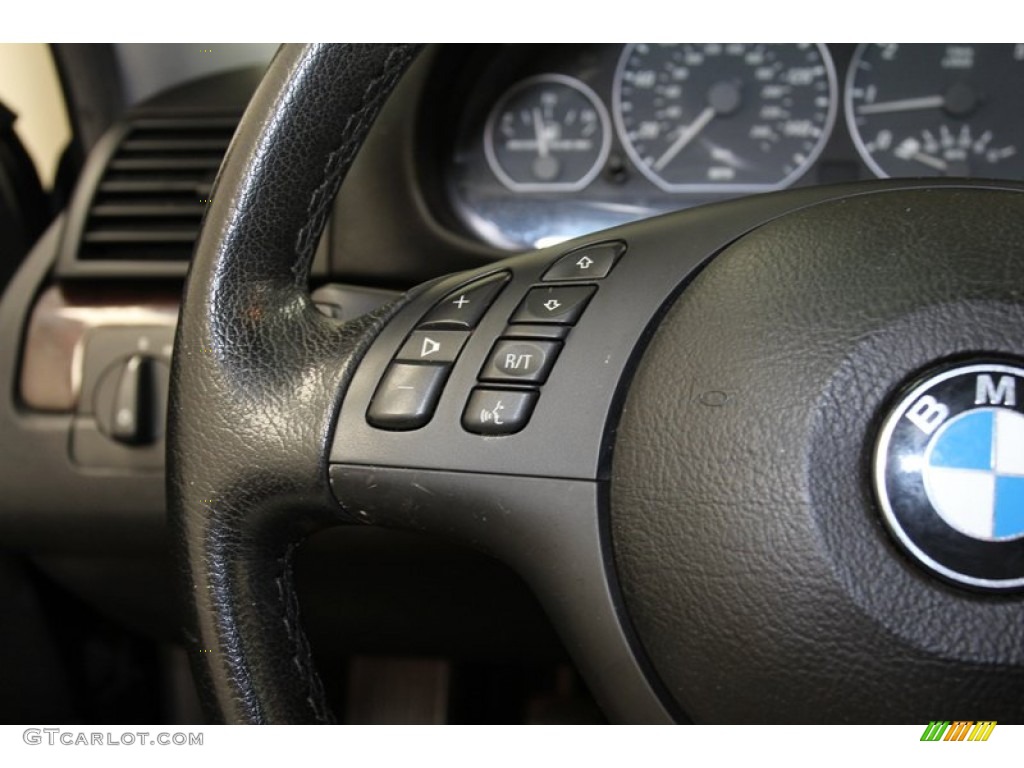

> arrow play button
[421,337,441,358]
[395,330,471,364]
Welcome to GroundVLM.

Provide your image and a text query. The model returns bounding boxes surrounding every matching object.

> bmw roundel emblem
[874,361,1024,591]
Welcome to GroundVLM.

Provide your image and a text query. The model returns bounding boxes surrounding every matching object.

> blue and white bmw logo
[874,362,1024,590]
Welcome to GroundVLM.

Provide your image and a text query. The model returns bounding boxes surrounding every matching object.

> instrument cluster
[445,44,1024,250]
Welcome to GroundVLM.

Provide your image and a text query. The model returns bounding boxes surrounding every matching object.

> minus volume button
[366,363,450,431]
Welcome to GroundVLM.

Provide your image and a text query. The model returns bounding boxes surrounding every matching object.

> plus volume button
[420,272,509,329]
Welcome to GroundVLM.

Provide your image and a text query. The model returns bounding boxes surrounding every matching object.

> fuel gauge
[484,74,611,192]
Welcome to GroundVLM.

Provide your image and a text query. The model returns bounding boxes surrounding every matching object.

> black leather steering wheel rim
[169,44,423,723]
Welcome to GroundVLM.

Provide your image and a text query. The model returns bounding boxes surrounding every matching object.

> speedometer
[613,44,836,193]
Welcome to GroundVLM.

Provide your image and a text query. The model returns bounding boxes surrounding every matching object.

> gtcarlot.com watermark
[23,729,203,747]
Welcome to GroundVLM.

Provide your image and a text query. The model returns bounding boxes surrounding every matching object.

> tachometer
[613,44,836,193]
[484,74,611,193]
[846,44,1024,180]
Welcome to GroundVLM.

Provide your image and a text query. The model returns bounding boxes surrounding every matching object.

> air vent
[63,116,239,273]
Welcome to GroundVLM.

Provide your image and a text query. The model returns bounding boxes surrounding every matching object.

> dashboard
[441,44,1024,250]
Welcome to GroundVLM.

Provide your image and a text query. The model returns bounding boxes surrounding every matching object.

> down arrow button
[511,285,597,325]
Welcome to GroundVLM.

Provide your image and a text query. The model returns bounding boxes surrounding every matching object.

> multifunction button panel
[367,272,508,430]
[365,240,624,436]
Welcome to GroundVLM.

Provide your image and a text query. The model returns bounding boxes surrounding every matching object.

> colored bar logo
[920,721,996,741]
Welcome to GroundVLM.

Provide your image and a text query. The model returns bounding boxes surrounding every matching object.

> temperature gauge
[484,74,611,192]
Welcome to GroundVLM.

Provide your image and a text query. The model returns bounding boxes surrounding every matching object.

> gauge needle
[532,108,549,157]
[856,95,945,115]
[907,152,948,172]
[894,137,949,173]
[653,106,716,172]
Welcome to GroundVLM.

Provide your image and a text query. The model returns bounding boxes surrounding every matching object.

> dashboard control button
[463,388,538,435]
[511,285,596,325]
[94,354,166,446]
[395,330,470,364]
[78,326,174,414]
[480,339,561,384]
[543,241,624,281]
[367,363,449,430]
[421,272,509,329]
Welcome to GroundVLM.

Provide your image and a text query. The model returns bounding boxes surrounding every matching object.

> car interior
[1,43,1023,725]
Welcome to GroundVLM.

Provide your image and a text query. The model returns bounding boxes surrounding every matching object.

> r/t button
[480,339,562,384]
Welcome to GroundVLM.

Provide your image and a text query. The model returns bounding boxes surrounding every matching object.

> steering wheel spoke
[329,464,671,722]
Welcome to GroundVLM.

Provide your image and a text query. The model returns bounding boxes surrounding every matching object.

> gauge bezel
[612,43,839,194]
[845,43,894,180]
[483,73,612,194]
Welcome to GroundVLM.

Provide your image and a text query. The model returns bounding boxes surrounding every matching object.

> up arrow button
[542,240,625,281]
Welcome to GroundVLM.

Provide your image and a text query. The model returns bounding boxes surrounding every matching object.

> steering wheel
[169,44,1024,723]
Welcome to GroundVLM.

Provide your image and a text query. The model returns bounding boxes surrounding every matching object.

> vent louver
[75,117,238,265]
